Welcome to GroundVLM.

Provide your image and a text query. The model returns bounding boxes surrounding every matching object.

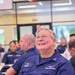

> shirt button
[53,58,56,61]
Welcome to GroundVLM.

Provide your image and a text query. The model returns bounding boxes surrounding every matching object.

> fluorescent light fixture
[53,0,72,6]
[0,0,4,4]
[19,5,36,8]
[39,2,43,5]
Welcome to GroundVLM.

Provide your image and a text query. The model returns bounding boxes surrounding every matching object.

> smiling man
[18,28,75,75]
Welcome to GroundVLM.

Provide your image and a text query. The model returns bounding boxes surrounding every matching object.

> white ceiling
[0,0,75,14]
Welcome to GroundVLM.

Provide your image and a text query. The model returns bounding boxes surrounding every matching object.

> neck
[61,43,66,45]
[40,49,55,58]
[25,46,34,52]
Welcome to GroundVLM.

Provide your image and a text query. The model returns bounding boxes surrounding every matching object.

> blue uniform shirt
[2,50,22,64]
[8,48,24,55]
[0,71,2,75]
[57,44,67,53]
[18,50,75,75]
[12,48,38,73]
[0,48,5,53]
[70,55,75,70]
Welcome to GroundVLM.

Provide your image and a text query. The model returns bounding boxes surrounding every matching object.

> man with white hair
[18,28,74,75]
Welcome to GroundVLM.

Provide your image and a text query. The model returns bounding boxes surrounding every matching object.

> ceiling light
[39,2,43,5]
[19,5,36,9]
[0,0,4,4]
[53,0,72,6]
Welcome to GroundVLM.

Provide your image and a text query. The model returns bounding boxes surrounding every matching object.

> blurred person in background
[8,40,24,55]
[36,24,41,31]
[1,40,22,73]
[0,43,5,53]
[56,37,67,53]
[2,40,22,64]
[61,33,75,60]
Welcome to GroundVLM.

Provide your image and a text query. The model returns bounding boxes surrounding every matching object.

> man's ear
[71,48,75,52]
[27,41,30,46]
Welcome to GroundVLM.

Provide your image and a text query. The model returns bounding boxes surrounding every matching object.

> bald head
[23,34,35,44]
[19,34,35,51]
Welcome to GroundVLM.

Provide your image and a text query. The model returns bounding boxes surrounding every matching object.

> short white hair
[36,27,56,40]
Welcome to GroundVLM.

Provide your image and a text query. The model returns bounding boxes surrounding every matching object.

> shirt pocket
[22,63,33,72]
[41,69,56,75]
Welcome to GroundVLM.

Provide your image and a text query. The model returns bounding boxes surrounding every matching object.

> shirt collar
[35,50,60,65]
[26,47,36,53]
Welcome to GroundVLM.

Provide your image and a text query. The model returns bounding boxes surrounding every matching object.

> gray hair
[36,27,56,40]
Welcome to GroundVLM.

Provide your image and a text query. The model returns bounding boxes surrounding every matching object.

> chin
[37,47,45,51]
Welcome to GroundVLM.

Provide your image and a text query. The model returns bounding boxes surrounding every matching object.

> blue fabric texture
[18,50,75,75]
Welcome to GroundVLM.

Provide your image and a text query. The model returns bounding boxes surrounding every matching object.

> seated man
[18,28,75,75]
[56,37,67,53]
[5,34,38,75]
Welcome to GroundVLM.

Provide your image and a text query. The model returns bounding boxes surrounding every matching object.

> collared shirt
[18,50,75,75]
[2,50,22,64]
[0,48,5,53]
[12,47,39,73]
[57,44,67,53]
[0,71,2,75]
[70,55,75,70]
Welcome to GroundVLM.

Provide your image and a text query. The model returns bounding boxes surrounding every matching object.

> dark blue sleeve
[2,53,8,64]
[57,62,75,75]
[0,71,2,75]
[70,56,75,70]
[12,55,27,73]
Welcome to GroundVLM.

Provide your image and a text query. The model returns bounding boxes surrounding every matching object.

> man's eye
[42,36,47,38]
[36,36,40,38]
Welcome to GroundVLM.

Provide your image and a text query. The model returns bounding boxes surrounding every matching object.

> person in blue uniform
[56,37,67,53]
[0,43,5,53]
[18,28,75,75]
[5,34,39,75]
[61,34,75,60]
[8,40,24,55]
[2,40,22,64]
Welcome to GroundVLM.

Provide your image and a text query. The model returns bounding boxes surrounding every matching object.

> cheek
[35,41,38,46]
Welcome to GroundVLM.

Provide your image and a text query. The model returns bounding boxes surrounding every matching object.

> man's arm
[5,67,16,75]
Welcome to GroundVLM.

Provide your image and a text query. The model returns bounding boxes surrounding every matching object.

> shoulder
[4,52,9,55]
[57,55,72,67]
[24,55,38,63]
[70,56,75,64]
